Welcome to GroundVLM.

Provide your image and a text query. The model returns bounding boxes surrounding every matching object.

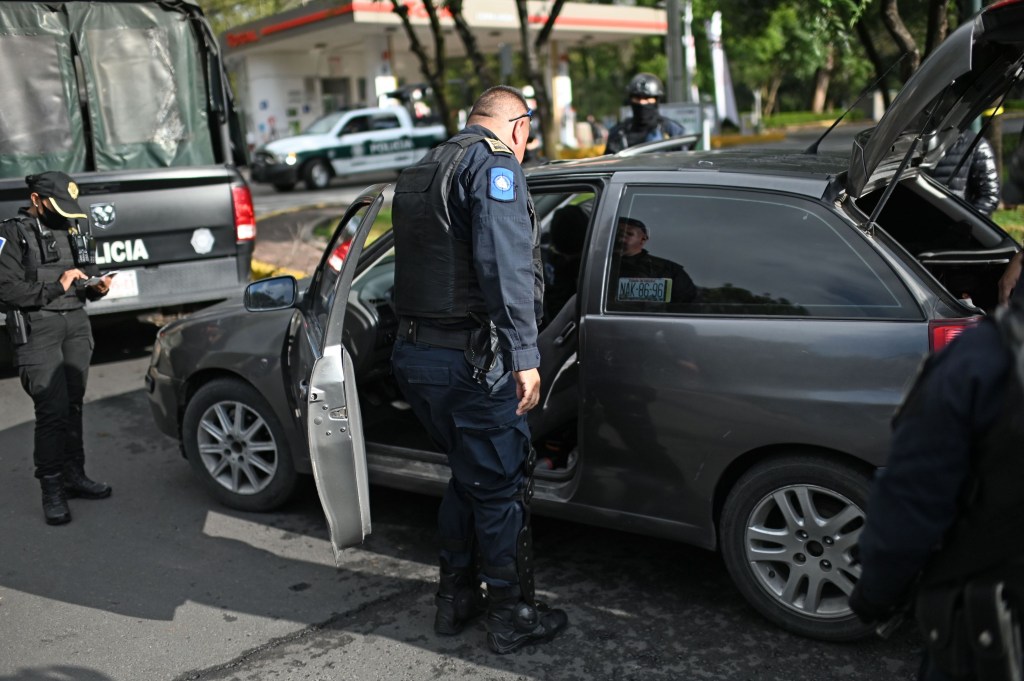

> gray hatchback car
[146,1,1024,643]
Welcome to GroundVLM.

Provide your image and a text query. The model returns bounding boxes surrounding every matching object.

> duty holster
[917,578,1023,681]
[4,308,28,346]
[464,318,498,384]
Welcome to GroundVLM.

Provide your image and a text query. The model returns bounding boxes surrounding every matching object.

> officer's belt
[398,318,471,351]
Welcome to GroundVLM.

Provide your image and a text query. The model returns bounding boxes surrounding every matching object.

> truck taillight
[929,317,982,352]
[232,184,256,241]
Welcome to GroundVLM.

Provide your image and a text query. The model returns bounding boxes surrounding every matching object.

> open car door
[306,185,389,562]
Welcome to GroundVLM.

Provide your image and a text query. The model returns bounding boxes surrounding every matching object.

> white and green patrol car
[251,106,447,191]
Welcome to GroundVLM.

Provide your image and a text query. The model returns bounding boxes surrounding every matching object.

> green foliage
[992,210,1024,243]
[762,109,864,128]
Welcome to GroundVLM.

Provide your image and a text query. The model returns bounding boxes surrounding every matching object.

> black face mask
[38,207,69,231]
[631,102,660,130]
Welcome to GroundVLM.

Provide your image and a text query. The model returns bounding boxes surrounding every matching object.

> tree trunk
[810,47,834,114]
[515,0,556,159]
[763,76,782,119]
[855,16,891,110]
[447,0,492,91]
[388,1,453,136]
[880,0,920,79]
[924,0,949,58]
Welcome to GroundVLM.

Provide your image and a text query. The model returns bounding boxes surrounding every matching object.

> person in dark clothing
[542,204,588,322]
[603,73,687,155]
[0,171,114,525]
[849,291,1024,680]
[927,131,1000,216]
[612,216,697,307]
[390,86,568,654]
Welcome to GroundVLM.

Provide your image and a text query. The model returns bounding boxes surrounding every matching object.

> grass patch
[313,208,392,244]
[763,110,864,129]
[993,208,1024,243]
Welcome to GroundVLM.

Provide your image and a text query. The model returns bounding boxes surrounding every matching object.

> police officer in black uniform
[0,171,113,526]
[850,289,1024,680]
[390,86,568,654]
[603,73,687,155]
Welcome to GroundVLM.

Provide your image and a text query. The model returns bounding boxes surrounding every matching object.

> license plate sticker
[105,269,139,300]
[616,277,672,303]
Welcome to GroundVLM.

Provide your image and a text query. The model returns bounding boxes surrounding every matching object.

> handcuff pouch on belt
[465,314,499,385]
[916,577,1023,681]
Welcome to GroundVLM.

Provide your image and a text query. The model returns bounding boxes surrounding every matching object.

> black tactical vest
[391,133,497,320]
[918,306,1024,588]
[9,215,85,312]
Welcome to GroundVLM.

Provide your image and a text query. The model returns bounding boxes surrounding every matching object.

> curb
[251,259,308,280]
[251,202,345,280]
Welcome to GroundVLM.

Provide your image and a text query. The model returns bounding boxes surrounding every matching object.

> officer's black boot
[63,462,112,499]
[40,474,71,526]
[434,559,488,635]
[485,585,568,654]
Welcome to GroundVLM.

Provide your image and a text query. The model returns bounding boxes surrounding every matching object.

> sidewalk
[251,205,344,278]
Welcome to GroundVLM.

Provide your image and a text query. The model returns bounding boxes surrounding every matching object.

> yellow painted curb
[251,259,309,280]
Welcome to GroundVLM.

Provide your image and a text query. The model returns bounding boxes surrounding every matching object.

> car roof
[526,149,850,199]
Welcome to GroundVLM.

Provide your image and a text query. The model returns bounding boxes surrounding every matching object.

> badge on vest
[0,236,5,256]
[489,168,515,202]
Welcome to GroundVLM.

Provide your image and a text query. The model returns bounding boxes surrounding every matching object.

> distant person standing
[603,73,686,155]
[927,131,1000,216]
[0,172,113,525]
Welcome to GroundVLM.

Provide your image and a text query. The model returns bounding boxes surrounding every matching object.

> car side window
[310,204,370,333]
[371,115,400,131]
[340,116,370,136]
[605,186,919,319]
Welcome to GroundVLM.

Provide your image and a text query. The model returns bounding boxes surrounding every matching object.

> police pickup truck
[0,0,253,322]
[251,107,447,191]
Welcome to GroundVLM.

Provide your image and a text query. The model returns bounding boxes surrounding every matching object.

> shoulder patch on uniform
[482,138,513,155]
[0,236,6,257]
[488,167,516,202]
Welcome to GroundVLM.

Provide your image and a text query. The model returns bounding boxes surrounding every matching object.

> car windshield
[304,112,345,135]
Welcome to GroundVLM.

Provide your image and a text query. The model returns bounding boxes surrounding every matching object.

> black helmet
[626,73,664,100]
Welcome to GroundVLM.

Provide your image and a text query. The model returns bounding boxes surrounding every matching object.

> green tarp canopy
[0,1,215,178]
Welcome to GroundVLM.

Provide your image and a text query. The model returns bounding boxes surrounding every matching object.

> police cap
[26,171,87,219]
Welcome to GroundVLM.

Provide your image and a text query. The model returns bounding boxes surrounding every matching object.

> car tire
[720,455,874,642]
[182,378,297,512]
[303,158,331,190]
[273,182,296,192]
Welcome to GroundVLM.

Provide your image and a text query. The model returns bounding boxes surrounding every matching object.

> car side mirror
[244,276,298,312]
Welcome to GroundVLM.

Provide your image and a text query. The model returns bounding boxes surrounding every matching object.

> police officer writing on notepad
[390,86,568,654]
[0,171,113,526]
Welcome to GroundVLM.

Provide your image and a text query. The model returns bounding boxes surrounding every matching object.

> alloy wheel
[743,484,863,618]
[196,400,279,496]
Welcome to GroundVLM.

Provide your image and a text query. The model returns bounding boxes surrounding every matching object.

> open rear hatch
[848,0,1024,199]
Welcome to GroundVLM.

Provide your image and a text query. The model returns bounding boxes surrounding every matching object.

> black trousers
[15,308,93,479]
[391,337,530,588]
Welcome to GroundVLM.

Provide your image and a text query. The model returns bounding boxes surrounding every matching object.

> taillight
[232,184,256,241]
[928,316,982,352]
[327,239,351,272]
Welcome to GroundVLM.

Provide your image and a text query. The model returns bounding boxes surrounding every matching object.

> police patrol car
[251,106,447,191]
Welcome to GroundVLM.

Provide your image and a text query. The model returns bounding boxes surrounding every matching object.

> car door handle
[554,320,577,347]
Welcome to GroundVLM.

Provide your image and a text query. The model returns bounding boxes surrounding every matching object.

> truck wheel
[273,182,295,192]
[182,378,297,512]
[720,455,874,641]
[303,159,331,190]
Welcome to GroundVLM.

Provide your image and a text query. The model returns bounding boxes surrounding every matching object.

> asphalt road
[0,319,923,681]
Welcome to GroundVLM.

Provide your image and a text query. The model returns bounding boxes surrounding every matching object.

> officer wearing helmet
[603,73,687,155]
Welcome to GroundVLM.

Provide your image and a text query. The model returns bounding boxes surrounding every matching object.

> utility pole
[666,0,683,103]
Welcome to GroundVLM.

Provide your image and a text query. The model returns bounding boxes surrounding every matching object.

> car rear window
[605,186,920,319]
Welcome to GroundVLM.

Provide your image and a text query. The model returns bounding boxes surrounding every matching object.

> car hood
[848,0,1024,198]
[259,134,335,156]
